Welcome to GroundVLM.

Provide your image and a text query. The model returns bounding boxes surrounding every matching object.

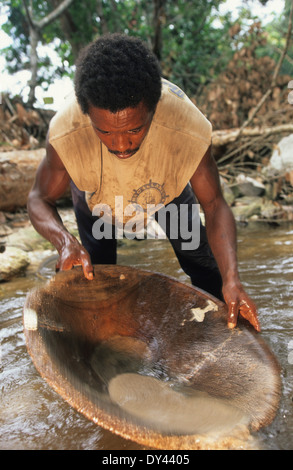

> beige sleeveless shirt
[49,79,212,225]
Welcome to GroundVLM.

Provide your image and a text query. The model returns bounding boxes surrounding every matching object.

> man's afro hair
[74,33,162,114]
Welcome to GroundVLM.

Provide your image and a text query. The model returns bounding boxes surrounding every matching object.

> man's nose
[112,134,132,152]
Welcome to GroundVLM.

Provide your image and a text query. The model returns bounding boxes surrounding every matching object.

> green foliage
[259,0,293,76]
[1,0,289,104]
[160,0,234,95]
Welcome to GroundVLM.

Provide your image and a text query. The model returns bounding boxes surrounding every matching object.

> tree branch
[33,0,75,30]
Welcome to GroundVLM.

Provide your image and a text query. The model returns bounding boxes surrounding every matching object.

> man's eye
[97,129,110,135]
[129,128,142,134]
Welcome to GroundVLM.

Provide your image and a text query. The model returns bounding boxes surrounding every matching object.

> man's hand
[56,238,94,281]
[222,281,260,332]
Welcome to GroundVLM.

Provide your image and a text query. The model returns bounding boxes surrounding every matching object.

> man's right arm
[27,137,94,280]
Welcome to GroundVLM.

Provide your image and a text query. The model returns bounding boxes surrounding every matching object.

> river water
[0,224,292,450]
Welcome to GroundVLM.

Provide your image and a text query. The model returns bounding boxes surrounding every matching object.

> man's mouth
[110,148,139,159]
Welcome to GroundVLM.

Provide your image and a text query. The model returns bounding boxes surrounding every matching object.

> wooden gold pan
[23,265,281,450]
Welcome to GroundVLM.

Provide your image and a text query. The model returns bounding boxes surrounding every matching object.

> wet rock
[231,197,263,221]
[231,196,288,225]
[258,200,290,224]
[0,246,30,281]
[0,209,79,281]
[4,225,53,252]
[234,174,265,197]
[260,200,283,220]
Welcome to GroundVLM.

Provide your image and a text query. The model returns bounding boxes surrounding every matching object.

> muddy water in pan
[0,225,292,450]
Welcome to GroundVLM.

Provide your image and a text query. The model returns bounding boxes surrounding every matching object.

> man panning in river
[27,33,260,332]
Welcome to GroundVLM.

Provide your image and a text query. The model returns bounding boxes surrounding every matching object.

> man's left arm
[190,145,260,332]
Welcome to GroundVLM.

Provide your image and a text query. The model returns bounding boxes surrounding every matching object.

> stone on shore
[269,134,293,175]
[235,174,265,198]
[0,246,30,281]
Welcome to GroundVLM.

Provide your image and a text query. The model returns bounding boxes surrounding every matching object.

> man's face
[88,101,154,160]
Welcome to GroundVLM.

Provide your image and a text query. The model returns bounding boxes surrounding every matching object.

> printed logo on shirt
[129,179,169,210]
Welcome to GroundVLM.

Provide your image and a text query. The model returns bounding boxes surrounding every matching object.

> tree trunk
[153,0,166,60]
[22,0,75,106]
[27,26,40,108]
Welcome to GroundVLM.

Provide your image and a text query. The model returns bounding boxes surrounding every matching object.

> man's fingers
[82,260,94,280]
[227,301,239,329]
[239,300,261,332]
[80,249,94,280]
[223,282,261,332]
[56,253,93,280]
[55,241,93,280]
[57,258,75,271]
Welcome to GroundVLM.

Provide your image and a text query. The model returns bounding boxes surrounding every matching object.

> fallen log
[0,149,45,211]
[0,148,72,211]
[212,123,293,147]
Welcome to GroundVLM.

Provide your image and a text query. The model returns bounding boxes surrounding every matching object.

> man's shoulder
[154,79,212,143]
[49,91,91,141]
